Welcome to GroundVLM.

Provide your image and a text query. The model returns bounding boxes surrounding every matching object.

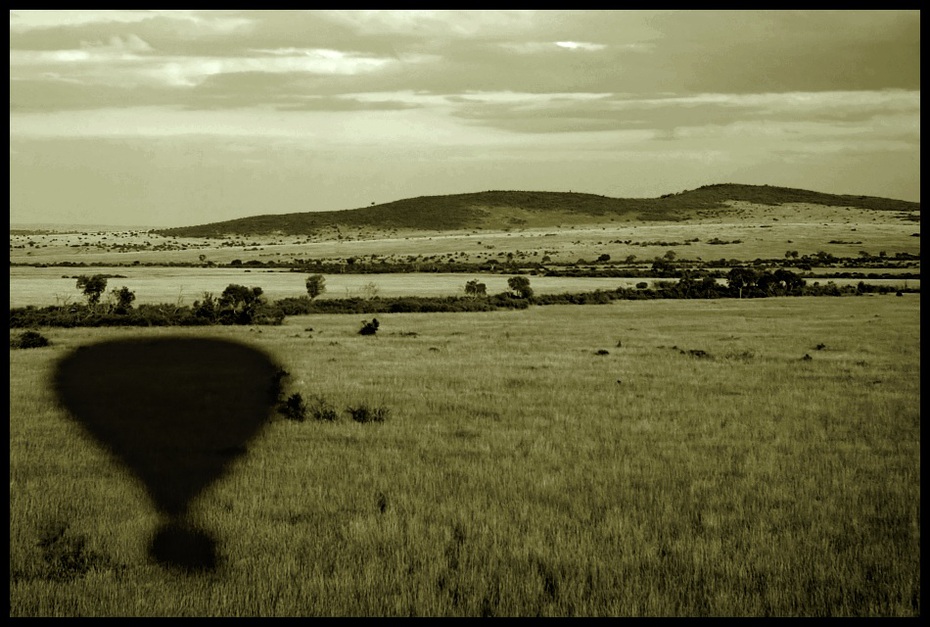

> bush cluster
[10,330,50,348]
[278,393,386,424]
[359,318,380,336]
[346,404,391,423]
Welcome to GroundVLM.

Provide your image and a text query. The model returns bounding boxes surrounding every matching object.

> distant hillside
[152,184,920,238]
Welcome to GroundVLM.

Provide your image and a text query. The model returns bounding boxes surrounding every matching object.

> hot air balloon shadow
[53,337,283,573]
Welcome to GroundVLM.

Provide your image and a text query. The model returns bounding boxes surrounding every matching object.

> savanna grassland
[9,296,920,616]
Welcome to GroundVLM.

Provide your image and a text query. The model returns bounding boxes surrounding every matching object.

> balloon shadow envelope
[53,337,283,571]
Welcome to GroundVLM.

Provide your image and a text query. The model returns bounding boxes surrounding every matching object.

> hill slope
[153,184,920,238]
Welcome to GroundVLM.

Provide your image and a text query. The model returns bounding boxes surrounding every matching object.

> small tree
[218,284,265,325]
[111,286,136,314]
[507,276,533,299]
[727,267,759,298]
[306,274,326,300]
[76,274,108,306]
[464,279,487,298]
[361,281,380,300]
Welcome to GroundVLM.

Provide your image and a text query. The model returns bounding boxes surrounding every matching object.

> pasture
[9,295,921,616]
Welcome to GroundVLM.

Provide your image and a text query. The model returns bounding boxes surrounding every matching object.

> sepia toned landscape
[10,184,921,616]
[10,10,919,618]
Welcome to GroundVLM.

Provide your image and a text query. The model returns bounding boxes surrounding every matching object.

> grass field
[9,295,920,616]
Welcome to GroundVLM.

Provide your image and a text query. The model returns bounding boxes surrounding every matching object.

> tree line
[8,270,915,329]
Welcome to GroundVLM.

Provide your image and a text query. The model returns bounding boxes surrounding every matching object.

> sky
[9,10,921,227]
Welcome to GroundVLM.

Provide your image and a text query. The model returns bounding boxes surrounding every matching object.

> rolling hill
[152,184,920,238]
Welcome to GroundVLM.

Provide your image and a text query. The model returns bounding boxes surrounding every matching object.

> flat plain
[9,296,920,616]
[9,193,921,616]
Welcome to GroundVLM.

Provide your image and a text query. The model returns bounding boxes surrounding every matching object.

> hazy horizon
[10,10,921,228]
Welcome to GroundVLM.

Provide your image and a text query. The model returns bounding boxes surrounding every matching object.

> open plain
[9,188,921,616]
[9,296,920,616]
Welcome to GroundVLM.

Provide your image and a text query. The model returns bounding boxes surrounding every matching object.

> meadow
[9,295,921,616]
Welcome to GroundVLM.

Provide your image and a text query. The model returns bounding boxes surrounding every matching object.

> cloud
[318,10,537,38]
[449,89,921,136]
[11,10,919,115]
[8,10,922,223]
[554,41,606,51]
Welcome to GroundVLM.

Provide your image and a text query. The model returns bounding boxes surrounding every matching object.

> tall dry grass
[9,295,920,616]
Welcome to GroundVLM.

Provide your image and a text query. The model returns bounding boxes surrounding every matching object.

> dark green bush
[308,394,338,422]
[280,393,308,422]
[347,404,390,423]
[359,318,380,336]
[275,296,314,315]
[10,330,50,349]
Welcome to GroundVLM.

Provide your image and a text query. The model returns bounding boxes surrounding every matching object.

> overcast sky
[10,10,921,227]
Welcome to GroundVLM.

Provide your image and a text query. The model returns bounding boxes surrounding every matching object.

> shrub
[280,393,308,422]
[346,404,390,423]
[308,394,338,422]
[359,318,380,336]
[275,296,314,316]
[11,330,50,349]
[111,286,136,313]
[37,518,111,581]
